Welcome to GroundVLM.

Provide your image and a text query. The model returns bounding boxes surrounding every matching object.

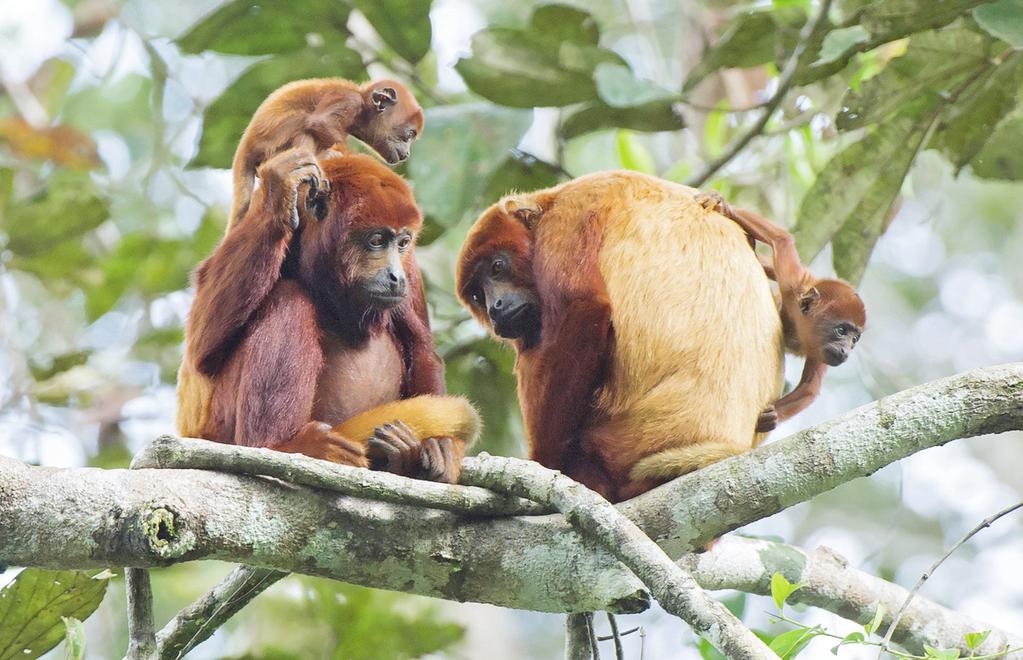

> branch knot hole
[139,505,196,559]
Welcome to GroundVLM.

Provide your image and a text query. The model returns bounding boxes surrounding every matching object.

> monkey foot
[756,405,778,433]
[282,421,368,468]
[368,420,421,476]
[421,436,462,484]
[694,190,731,216]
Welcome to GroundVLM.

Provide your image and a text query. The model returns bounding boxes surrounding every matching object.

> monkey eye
[397,234,412,251]
[405,128,418,141]
[367,233,387,249]
[491,256,508,277]
[470,290,483,306]
[834,325,846,337]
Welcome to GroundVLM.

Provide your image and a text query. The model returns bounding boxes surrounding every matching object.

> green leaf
[684,11,791,92]
[816,26,869,65]
[455,27,622,107]
[594,63,678,108]
[0,569,109,660]
[769,627,819,658]
[971,115,1023,179]
[28,350,91,381]
[836,29,991,131]
[964,630,991,650]
[864,604,886,635]
[699,638,728,660]
[795,104,936,283]
[178,0,351,55]
[1,171,109,257]
[191,46,366,169]
[770,572,803,609]
[924,645,961,660]
[529,4,599,45]
[797,0,995,85]
[559,99,684,139]
[973,0,1023,46]
[615,130,656,174]
[353,0,432,63]
[61,618,85,660]
[407,104,531,226]
[831,631,865,654]
[482,151,564,202]
[930,55,1023,171]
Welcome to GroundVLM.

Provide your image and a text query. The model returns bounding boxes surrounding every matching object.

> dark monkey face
[466,251,541,343]
[354,228,414,310]
[820,321,861,366]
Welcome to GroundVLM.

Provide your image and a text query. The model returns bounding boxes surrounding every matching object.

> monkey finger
[756,406,778,433]
[368,433,405,473]
[420,437,445,481]
[436,437,462,484]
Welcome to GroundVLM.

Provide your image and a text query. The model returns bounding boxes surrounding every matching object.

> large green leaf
[974,0,1023,46]
[455,5,623,108]
[353,0,432,63]
[930,54,1023,171]
[191,46,366,169]
[560,98,685,138]
[836,29,991,131]
[178,0,351,55]
[970,114,1023,179]
[683,10,794,92]
[795,103,936,283]
[1,171,108,257]
[0,569,110,660]
[482,151,564,202]
[407,104,531,226]
[594,63,678,109]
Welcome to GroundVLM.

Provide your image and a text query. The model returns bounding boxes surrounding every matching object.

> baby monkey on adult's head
[697,192,866,432]
[229,77,424,229]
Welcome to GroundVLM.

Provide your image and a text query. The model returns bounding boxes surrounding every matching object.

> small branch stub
[138,506,195,559]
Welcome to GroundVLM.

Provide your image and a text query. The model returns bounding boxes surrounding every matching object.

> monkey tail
[628,442,747,482]
[332,395,482,447]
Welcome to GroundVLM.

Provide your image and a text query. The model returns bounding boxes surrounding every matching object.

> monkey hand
[420,436,463,484]
[367,420,423,476]
[694,190,731,216]
[756,405,778,433]
[256,148,326,231]
[281,421,369,467]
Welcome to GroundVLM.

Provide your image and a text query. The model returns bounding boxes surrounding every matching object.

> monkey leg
[331,395,481,483]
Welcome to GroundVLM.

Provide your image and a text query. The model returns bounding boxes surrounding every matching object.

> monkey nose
[386,269,406,295]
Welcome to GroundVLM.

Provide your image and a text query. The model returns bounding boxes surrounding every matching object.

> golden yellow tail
[333,395,481,447]
[629,442,746,482]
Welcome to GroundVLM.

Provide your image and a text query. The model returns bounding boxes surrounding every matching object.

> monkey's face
[818,321,861,366]
[351,227,415,310]
[356,83,424,164]
[470,251,541,342]
[800,279,866,366]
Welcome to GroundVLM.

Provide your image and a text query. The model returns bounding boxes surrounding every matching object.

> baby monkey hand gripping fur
[179,149,477,483]
[229,78,424,230]
[697,192,866,431]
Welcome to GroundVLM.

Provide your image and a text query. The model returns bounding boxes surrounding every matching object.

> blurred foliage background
[0,0,1022,657]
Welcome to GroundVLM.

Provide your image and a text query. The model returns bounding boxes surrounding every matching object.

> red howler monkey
[228,78,424,230]
[179,148,477,482]
[697,192,866,432]
[456,175,784,502]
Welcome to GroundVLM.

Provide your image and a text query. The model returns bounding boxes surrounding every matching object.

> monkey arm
[188,153,318,376]
[520,296,613,471]
[771,358,828,424]
[397,254,446,397]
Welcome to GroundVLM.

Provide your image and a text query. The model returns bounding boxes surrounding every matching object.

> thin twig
[879,501,1023,656]
[125,568,157,660]
[686,0,834,187]
[586,613,601,660]
[605,613,625,660]
[597,625,640,642]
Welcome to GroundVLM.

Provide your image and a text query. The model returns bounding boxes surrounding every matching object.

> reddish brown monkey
[179,148,477,482]
[228,78,424,230]
[697,192,866,432]
[457,176,783,502]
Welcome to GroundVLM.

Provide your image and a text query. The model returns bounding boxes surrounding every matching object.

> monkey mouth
[492,304,537,339]
[368,292,406,309]
[823,345,848,366]
[384,142,410,164]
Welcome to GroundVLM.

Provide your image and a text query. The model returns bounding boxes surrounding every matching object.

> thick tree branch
[463,455,773,658]
[678,536,1023,656]
[0,364,1019,618]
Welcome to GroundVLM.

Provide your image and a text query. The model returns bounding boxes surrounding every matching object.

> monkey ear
[503,198,543,229]
[799,287,821,315]
[372,87,398,112]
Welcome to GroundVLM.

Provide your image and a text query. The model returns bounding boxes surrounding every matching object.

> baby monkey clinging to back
[229,78,424,229]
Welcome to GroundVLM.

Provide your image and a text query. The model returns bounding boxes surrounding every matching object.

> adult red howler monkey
[228,78,424,230]
[177,149,477,482]
[697,192,866,432]
[456,173,784,502]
